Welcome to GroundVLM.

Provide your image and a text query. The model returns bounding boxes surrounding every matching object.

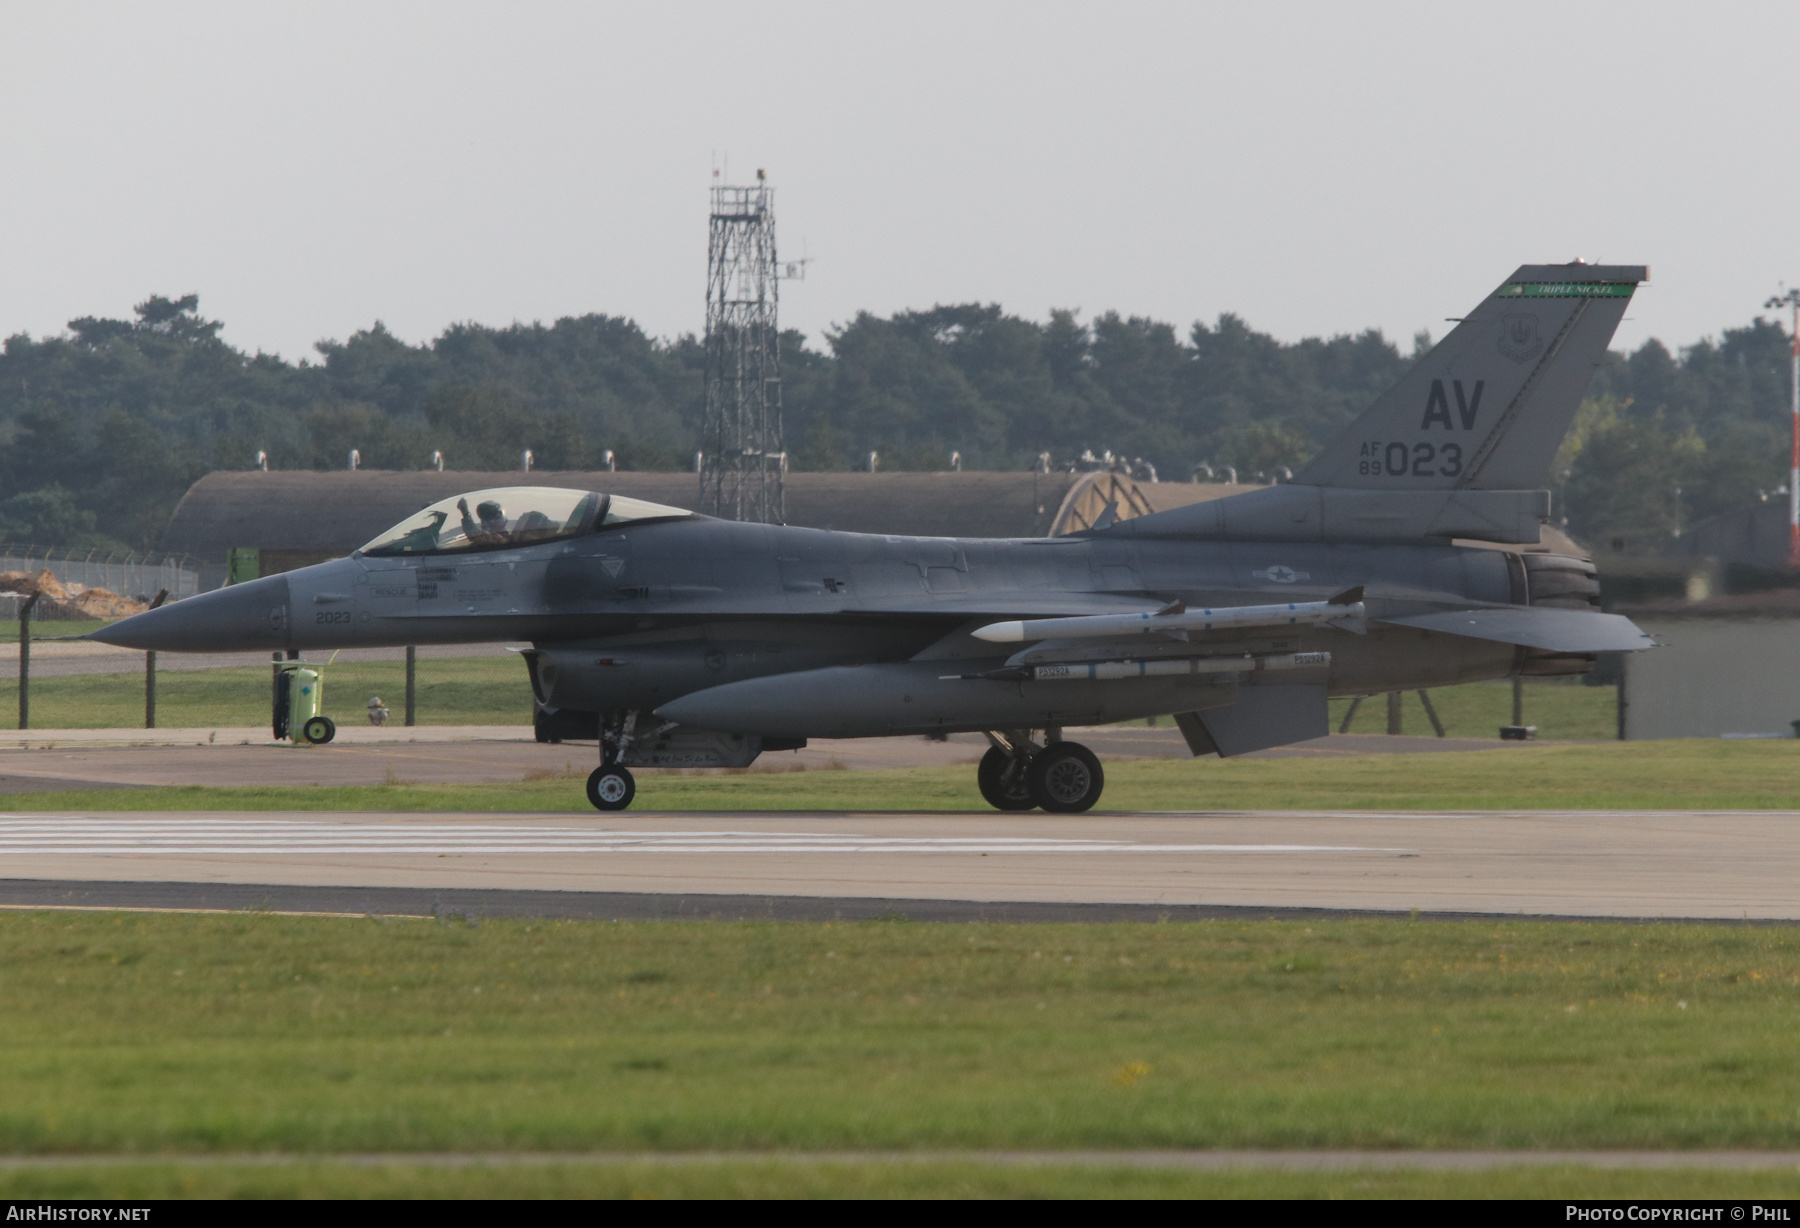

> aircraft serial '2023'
[93,263,1656,812]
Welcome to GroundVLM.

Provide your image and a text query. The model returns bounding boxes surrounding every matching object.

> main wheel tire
[1027,741,1104,813]
[977,746,1037,811]
[300,715,336,745]
[586,764,636,811]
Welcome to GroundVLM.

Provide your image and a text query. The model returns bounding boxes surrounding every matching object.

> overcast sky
[0,1,1794,363]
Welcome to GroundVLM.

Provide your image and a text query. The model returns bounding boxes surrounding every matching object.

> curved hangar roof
[160,469,1235,567]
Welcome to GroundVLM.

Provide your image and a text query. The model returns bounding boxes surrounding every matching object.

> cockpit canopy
[360,487,692,556]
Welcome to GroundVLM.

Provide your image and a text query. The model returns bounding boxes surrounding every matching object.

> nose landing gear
[587,711,641,812]
[978,730,1105,812]
[586,763,636,811]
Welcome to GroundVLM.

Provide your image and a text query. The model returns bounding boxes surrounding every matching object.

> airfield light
[1763,288,1800,568]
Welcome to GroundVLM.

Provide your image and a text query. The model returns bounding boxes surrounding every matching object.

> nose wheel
[587,764,636,811]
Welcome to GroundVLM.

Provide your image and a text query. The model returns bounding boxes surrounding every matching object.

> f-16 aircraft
[94,262,1655,812]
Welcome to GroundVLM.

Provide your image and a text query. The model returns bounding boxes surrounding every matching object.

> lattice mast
[701,171,784,523]
[1771,288,1800,568]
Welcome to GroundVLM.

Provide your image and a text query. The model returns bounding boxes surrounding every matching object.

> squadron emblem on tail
[1498,312,1543,363]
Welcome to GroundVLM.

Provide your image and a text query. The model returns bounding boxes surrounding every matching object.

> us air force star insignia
[1253,565,1309,583]
[600,557,626,578]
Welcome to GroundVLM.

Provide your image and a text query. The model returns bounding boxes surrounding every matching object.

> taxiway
[0,807,1792,921]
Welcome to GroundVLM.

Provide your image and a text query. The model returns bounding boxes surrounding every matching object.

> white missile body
[971,590,1366,644]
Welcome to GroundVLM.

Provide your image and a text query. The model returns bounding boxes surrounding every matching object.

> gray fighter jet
[94,262,1654,811]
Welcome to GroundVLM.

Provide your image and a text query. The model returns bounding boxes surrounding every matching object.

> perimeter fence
[0,638,535,734]
[0,546,202,612]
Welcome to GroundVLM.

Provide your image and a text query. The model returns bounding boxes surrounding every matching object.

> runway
[0,818,1394,855]
[1,807,1796,921]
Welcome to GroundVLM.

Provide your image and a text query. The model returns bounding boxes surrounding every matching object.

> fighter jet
[93,262,1655,812]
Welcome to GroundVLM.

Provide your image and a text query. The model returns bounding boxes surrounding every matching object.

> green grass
[1,912,1800,1158]
[5,740,1797,812]
[1331,679,1619,741]
[2,1160,1798,1199]
[1,657,532,729]
[1,619,110,643]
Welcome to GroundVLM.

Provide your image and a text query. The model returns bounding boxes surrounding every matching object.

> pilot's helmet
[476,500,505,525]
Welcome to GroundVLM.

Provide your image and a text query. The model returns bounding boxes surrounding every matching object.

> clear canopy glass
[360,488,693,556]
[599,494,692,527]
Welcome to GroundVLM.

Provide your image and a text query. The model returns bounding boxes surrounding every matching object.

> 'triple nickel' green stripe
[1497,282,1636,298]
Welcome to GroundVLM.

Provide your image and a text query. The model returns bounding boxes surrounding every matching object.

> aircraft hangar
[159,469,1239,590]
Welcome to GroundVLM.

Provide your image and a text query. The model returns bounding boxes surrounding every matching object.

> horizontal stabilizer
[1379,608,1653,653]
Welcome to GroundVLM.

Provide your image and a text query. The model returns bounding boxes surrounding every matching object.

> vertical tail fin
[1295,263,1645,490]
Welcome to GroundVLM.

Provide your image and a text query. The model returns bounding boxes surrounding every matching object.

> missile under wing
[93,262,1653,812]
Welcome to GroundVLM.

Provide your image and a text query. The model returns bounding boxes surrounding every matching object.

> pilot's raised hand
[456,496,483,541]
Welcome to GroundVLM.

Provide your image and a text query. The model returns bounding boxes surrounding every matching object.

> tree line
[0,293,1789,555]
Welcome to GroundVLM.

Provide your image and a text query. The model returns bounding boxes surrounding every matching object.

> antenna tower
[701,170,784,523]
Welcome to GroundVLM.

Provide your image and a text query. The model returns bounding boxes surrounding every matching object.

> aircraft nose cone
[87,574,293,653]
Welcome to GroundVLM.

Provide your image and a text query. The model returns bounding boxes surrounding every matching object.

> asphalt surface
[0,878,1595,923]
[0,728,1627,923]
[0,876,1787,926]
[0,807,1793,920]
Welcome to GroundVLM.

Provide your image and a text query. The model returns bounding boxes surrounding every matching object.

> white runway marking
[0,819,1404,856]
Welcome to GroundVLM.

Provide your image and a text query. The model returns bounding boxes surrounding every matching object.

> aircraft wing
[1378,608,1654,653]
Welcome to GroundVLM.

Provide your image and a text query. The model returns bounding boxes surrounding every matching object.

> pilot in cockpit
[458,497,509,545]
[360,488,690,557]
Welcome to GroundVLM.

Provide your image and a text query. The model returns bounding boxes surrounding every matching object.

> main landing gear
[978,731,1105,813]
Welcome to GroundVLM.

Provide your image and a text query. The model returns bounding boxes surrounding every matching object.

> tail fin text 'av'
[1296,263,1645,491]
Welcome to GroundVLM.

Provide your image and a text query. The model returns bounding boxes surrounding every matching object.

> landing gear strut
[977,730,1105,812]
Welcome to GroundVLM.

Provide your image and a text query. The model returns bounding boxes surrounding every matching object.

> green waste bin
[273,662,335,744]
